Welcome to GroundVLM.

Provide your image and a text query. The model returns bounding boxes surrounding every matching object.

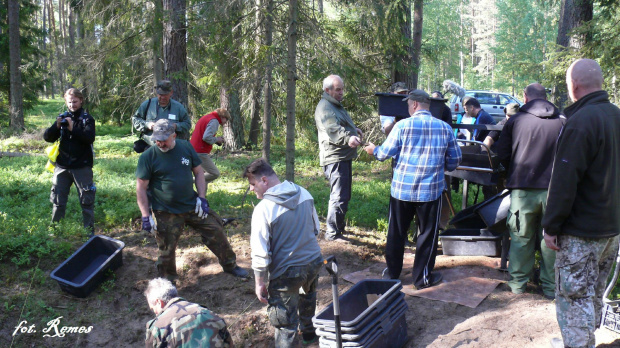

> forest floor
[2,221,620,348]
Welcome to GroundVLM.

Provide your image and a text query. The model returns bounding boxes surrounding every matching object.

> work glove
[141,216,152,232]
[195,197,210,219]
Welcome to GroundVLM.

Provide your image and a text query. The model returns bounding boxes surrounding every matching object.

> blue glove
[141,216,152,232]
[195,197,210,219]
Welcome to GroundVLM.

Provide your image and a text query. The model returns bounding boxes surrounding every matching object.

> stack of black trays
[313,279,409,348]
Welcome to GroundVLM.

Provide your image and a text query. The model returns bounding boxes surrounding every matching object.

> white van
[450,90,522,123]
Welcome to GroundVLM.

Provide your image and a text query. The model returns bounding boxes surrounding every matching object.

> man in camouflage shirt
[144,278,232,347]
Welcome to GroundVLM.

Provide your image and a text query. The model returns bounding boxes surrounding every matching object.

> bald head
[566,59,603,102]
[523,83,547,102]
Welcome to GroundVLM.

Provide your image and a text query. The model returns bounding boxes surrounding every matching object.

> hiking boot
[302,332,318,345]
[225,266,249,278]
[415,272,443,290]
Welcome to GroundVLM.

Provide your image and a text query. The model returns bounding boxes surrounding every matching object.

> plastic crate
[440,228,502,257]
[314,291,406,333]
[50,235,125,298]
[313,280,402,332]
[318,305,408,348]
[601,302,620,333]
[316,293,407,339]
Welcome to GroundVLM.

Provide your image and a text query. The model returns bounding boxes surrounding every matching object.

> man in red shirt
[190,108,230,191]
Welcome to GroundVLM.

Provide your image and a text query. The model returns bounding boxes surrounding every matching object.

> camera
[59,112,71,127]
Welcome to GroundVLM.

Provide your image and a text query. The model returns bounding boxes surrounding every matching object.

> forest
[3,1,620,347]
[3,0,619,160]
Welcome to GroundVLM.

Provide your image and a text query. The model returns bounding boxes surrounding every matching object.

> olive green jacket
[314,93,358,166]
[132,98,191,146]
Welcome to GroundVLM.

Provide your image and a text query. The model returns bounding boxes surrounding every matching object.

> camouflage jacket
[145,297,232,348]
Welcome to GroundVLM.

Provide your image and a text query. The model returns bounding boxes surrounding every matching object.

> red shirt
[190,112,222,154]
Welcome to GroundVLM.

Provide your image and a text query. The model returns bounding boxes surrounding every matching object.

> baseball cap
[152,119,175,141]
[155,80,173,95]
[402,89,430,103]
[505,103,520,116]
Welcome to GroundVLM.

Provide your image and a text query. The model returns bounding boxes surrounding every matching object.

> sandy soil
[2,222,620,348]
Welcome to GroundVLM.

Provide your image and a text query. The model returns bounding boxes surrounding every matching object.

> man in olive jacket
[132,80,192,147]
[542,59,620,348]
[314,75,363,241]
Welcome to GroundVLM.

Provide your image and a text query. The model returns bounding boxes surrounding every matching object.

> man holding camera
[132,80,191,152]
[43,88,96,234]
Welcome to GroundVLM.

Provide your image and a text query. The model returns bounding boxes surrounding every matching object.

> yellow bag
[45,141,60,173]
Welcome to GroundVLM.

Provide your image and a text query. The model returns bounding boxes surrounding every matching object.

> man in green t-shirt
[136,119,248,281]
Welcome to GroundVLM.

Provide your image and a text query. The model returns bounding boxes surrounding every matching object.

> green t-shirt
[136,140,202,214]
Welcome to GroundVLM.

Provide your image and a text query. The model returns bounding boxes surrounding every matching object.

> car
[449,90,522,123]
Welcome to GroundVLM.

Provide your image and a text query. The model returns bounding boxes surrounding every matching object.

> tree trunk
[262,0,274,162]
[556,0,592,48]
[48,0,57,98]
[394,0,412,87]
[247,0,264,148]
[220,86,244,151]
[42,1,48,98]
[152,0,164,85]
[163,0,189,109]
[553,0,593,109]
[285,0,298,182]
[411,0,423,89]
[9,0,24,130]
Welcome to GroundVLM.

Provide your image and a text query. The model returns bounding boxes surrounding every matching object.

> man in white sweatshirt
[243,158,323,347]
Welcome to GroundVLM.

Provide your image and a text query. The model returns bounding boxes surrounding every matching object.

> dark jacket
[496,99,565,189]
[43,108,95,169]
[314,93,358,166]
[473,109,495,142]
[542,91,620,238]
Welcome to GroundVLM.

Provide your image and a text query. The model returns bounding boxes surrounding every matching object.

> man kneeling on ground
[144,278,233,347]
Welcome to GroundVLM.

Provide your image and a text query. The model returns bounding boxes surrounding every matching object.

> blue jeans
[322,160,352,239]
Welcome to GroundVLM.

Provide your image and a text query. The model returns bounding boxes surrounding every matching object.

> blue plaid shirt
[373,110,462,202]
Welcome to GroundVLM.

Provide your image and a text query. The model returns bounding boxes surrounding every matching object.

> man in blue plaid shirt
[365,89,462,289]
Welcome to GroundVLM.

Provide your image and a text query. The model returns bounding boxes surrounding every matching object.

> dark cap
[155,80,173,95]
[402,89,430,103]
[152,119,175,141]
[390,82,408,93]
[505,103,520,116]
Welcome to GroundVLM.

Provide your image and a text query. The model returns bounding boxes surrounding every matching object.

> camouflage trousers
[268,257,323,348]
[555,234,619,348]
[152,210,237,281]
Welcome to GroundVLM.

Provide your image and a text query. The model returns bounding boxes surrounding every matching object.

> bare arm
[136,178,151,218]
[192,166,206,198]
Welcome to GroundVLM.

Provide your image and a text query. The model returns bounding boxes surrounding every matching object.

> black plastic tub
[449,204,488,230]
[440,228,502,257]
[50,235,125,298]
[318,299,408,348]
[313,280,403,331]
[475,190,510,233]
[376,93,409,118]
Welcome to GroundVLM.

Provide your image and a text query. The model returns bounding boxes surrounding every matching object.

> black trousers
[385,196,441,288]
